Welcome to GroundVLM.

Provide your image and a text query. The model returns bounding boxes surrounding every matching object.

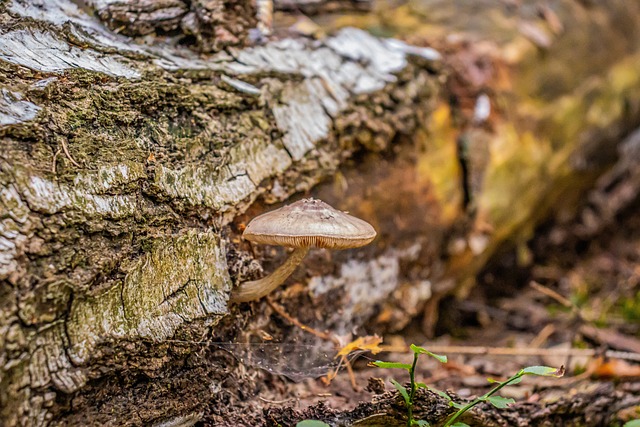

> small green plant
[371,344,448,427]
[441,365,565,427]
[372,345,564,427]
[623,421,640,427]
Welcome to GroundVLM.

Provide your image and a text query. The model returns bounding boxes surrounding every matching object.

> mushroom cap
[242,198,377,249]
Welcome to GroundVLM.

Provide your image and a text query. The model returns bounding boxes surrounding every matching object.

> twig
[529,323,556,348]
[529,280,587,370]
[266,298,359,390]
[384,344,640,362]
[60,138,81,168]
[258,396,296,404]
[343,355,358,390]
[266,298,336,343]
[51,148,61,173]
[530,281,574,309]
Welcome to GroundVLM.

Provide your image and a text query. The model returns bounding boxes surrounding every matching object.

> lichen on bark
[0,0,444,424]
[2,0,640,425]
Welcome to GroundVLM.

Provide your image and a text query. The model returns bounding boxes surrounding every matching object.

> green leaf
[449,401,466,410]
[296,421,330,427]
[390,379,410,405]
[416,382,429,389]
[488,375,524,385]
[410,344,426,354]
[410,344,448,363]
[450,423,470,427]
[522,366,565,377]
[371,361,412,370]
[510,376,523,385]
[413,420,430,426]
[484,395,515,409]
[624,421,640,427]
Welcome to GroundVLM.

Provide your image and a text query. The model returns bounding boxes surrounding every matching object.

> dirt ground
[205,197,640,426]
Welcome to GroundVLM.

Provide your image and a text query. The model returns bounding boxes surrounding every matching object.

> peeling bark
[89,0,258,52]
[0,0,441,425]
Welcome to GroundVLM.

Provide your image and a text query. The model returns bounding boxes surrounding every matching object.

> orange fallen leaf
[336,335,383,358]
[323,336,383,389]
[591,357,640,378]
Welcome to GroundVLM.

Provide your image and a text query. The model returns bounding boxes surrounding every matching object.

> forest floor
[209,198,640,426]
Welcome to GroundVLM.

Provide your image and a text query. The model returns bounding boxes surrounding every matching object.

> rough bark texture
[89,0,258,52]
[1,0,640,426]
[0,0,441,425]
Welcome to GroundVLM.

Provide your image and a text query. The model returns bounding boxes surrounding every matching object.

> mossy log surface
[1,0,640,426]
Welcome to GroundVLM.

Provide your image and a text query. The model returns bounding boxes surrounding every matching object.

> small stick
[51,148,61,173]
[60,138,81,168]
[266,298,360,389]
[343,355,359,390]
[266,297,336,343]
[530,281,574,308]
[382,344,640,362]
[529,280,587,370]
[529,323,556,348]
[258,396,296,404]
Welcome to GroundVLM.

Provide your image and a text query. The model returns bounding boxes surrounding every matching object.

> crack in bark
[159,279,193,308]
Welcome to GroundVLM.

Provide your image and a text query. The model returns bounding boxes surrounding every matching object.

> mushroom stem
[231,247,310,303]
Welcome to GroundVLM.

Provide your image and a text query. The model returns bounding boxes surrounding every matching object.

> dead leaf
[591,358,640,378]
[336,335,383,358]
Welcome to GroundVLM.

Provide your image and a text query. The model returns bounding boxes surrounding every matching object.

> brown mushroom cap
[242,198,377,249]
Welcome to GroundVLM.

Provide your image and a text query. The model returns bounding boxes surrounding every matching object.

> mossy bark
[0,1,442,425]
[1,0,640,426]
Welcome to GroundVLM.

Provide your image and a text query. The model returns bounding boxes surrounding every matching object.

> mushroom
[231,198,377,303]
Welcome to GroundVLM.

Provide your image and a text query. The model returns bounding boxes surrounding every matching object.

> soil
[205,198,640,426]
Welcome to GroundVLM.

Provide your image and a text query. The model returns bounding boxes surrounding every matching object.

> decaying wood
[2,0,640,425]
[571,126,640,237]
[88,0,258,52]
[0,0,441,425]
[274,0,371,15]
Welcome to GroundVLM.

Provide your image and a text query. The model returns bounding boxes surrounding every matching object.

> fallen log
[1,0,640,425]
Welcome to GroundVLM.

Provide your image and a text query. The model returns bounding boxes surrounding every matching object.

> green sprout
[442,365,565,427]
[371,344,448,427]
[371,344,564,427]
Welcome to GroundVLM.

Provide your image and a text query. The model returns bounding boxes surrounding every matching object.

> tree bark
[1,0,640,426]
[0,1,442,425]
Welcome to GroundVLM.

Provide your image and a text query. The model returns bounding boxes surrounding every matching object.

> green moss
[621,293,640,322]
[41,77,252,177]
[67,231,231,364]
